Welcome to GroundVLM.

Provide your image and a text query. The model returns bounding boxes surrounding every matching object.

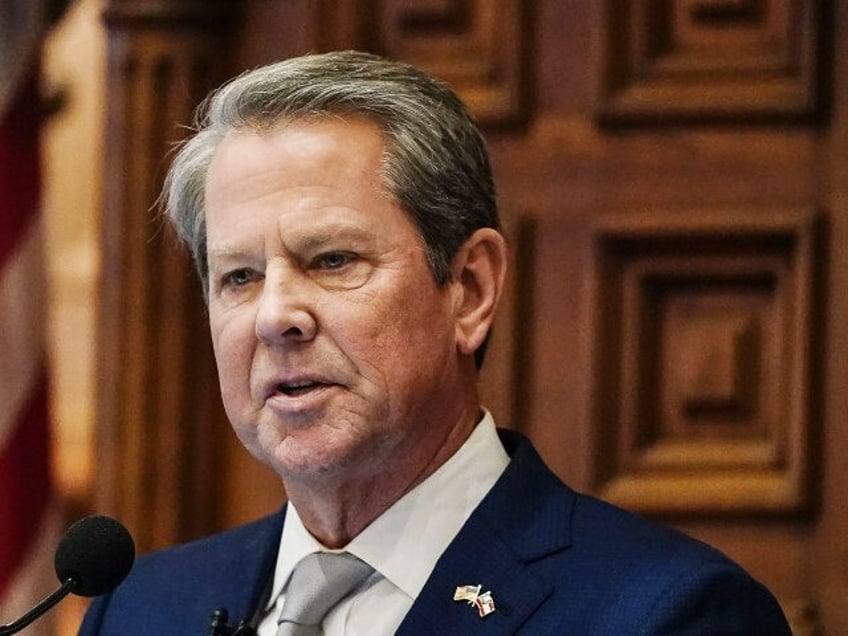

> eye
[222,268,259,287]
[315,252,356,270]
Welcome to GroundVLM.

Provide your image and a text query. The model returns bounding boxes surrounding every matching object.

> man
[79,51,790,635]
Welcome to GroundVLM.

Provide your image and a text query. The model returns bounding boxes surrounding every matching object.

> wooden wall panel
[586,208,819,514]
[376,0,528,124]
[94,1,848,632]
[315,0,529,125]
[597,0,823,123]
[97,0,241,552]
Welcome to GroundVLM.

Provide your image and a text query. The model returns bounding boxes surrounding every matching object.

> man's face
[204,118,470,489]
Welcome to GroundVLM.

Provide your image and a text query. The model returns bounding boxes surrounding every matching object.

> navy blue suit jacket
[78,430,790,634]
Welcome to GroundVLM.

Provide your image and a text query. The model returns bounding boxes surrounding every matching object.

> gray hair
[164,50,500,365]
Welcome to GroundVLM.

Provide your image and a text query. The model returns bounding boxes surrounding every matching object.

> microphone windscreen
[54,515,136,597]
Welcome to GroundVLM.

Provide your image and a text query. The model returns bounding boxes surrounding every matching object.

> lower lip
[264,384,336,412]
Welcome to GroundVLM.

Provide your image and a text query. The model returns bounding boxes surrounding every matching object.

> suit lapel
[396,510,553,635]
[397,430,575,635]
[185,508,286,627]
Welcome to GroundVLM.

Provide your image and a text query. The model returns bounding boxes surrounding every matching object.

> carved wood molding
[586,208,821,515]
[595,0,825,124]
[316,0,530,126]
[103,0,237,26]
[97,0,241,553]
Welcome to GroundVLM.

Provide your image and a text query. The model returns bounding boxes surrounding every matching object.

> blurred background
[1,1,846,634]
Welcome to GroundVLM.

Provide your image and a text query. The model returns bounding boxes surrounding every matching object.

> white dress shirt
[257,411,509,635]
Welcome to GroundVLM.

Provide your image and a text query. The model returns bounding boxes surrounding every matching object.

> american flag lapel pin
[453,584,496,618]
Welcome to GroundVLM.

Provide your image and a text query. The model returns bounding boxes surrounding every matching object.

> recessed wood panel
[587,209,819,515]
[596,0,823,123]
[379,0,527,124]
[316,0,529,125]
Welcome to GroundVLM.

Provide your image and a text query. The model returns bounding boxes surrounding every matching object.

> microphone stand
[0,579,75,635]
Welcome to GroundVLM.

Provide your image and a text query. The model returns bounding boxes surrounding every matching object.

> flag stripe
[0,40,55,627]
[0,504,59,635]
[0,370,52,594]
[0,222,47,451]
[0,75,41,271]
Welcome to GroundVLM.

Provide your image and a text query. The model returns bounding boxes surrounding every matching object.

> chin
[268,433,361,480]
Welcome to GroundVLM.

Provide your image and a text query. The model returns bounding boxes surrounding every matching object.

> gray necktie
[276,552,374,636]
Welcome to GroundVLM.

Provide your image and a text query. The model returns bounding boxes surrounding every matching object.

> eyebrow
[290,224,374,251]
[207,224,377,263]
[206,247,256,264]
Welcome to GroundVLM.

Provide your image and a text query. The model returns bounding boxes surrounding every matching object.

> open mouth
[277,380,325,397]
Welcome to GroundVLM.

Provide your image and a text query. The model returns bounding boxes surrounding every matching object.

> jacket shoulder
[488,430,791,634]
[77,511,284,635]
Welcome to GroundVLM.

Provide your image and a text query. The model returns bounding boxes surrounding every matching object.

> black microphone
[0,515,135,635]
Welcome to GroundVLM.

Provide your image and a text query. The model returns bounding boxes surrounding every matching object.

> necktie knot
[276,552,373,636]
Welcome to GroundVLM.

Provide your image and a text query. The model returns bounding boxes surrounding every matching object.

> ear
[450,228,508,358]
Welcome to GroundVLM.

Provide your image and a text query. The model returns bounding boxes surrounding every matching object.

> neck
[284,404,481,548]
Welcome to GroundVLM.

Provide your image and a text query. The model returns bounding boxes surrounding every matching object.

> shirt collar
[265,410,509,608]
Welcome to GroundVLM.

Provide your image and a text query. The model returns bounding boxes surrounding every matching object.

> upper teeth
[281,380,315,389]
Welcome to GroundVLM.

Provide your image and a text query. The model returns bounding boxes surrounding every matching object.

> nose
[254,267,318,344]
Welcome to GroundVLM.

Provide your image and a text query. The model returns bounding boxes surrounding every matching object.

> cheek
[358,284,454,378]
[209,313,256,407]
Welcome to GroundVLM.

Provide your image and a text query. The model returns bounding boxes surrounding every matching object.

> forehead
[203,117,420,251]
[206,117,386,204]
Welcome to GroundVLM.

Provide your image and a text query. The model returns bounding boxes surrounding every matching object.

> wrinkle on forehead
[206,118,386,202]
[205,120,391,245]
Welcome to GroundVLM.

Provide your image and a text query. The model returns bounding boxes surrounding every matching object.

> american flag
[454,584,496,618]
[0,2,61,632]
